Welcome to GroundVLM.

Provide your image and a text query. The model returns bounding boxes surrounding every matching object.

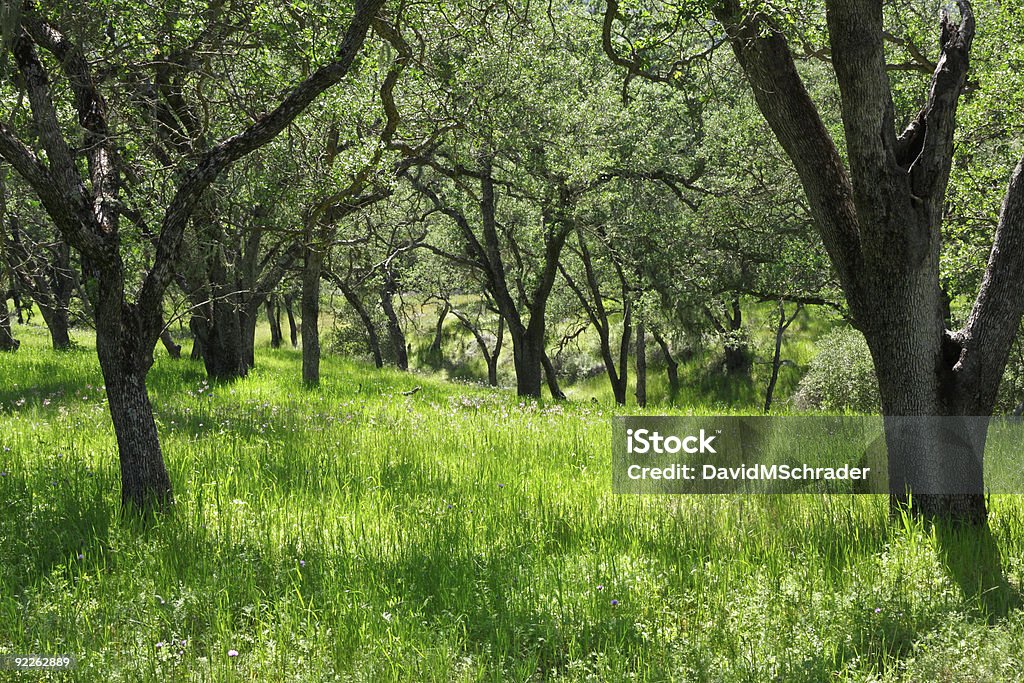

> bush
[794,328,879,413]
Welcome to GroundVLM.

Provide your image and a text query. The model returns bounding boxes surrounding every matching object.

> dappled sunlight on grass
[1,334,1023,681]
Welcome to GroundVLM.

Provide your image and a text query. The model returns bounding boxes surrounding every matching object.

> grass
[1,322,1024,681]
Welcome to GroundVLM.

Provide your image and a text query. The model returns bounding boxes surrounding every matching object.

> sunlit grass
[1,325,1023,681]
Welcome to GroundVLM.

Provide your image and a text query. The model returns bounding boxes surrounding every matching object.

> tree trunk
[635,320,647,408]
[764,302,800,413]
[652,329,679,399]
[0,291,17,351]
[240,304,258,370]
[723,297,749,374]
[511,325,544,398]
[339,282,384,368]
[301,244,322,386]
[284,293,299,348]
[160,329,181,359]
[699,0,1010,525]
[195,239,249,380]
[542,351,566,400]
[200,307,245,379]
[102,364,174,511]
[93,269,174,512]
[189,316,204,361]
[865,294,988,523]
[267,295,283,348]
[380,272,408,370]
[427,302,449,366]
[37,302,71,350]
[489,317,504,387]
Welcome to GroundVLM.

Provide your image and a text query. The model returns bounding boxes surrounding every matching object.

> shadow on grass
[934,520,1022,621]
[0,464,118,594]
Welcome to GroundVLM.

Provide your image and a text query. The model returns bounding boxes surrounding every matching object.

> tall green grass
[1,324,1022,681]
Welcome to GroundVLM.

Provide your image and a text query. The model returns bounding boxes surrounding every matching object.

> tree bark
[427,301,449,366]
[511,324,545,398]
[301,241,322,385]
[652,329,679,400]
[723,298,749,374]
[240,303,258,369]
[488,316,504,386]
[0,288,17,351]
[160,328,181,359]
[267,295,283,348]
[284,292,299,348]
[541,351,566,400]
[380,270,408,370]
[764,302,801,413]
[189,316,204,361]
[338,281,384,368]
[635,320,647,408]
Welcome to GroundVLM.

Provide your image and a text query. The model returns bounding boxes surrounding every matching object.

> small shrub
[794,327,879,413]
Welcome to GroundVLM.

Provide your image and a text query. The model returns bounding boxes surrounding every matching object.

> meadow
[2,323,1023,682]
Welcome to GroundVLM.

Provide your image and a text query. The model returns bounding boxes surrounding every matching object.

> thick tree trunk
[93,269,174,512]
[635,321,647,408]
[284,293,299,348]
[267,296,283,349]
[865,293,988,523]
[701,0,1008,524]
[196,241,249,380]
[241,306,257,369]
[200,307,246,380]
[301,245,322,385]
[102,364,174,511]
[380,273,408,370]
[38,303,71,350]
[511,325,544,398]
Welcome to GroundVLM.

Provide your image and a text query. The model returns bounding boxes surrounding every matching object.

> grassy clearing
[1,325,1023,681]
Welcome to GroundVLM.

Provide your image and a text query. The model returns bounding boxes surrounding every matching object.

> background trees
[3,0,1024,524]
[0,0,387,510]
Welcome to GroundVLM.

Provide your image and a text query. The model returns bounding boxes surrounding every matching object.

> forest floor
[1,325,1023,682]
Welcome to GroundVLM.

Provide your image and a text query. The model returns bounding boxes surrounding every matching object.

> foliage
[794,327,880,414]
